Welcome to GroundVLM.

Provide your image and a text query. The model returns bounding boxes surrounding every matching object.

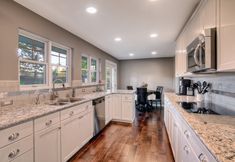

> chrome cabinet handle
[194,43,201,66]
[78,115,84,119]
[8,133,20,141]
[45,120,52,126]
[183,145,190,155]
[8,149,20,159]
[184,130,190,139]
[198,153,208,162]
[69,111,74,116]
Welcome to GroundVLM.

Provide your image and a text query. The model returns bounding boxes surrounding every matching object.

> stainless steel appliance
[187,28,216,73]
[178,78,193,96]
[93,97,105,136]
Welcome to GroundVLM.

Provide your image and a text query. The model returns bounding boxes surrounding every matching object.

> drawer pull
[69,111,74,116]
[8,133,20,141]
[8,149,20,159]
[198,153,208,162]
[184,130,190,139]
[78,115,84,119]
[45,120,52,126]
[183,145,190,154]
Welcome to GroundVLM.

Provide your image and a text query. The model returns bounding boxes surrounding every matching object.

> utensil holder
[196,94,204,102]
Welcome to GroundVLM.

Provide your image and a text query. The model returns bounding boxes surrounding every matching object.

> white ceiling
[14,0,199,60]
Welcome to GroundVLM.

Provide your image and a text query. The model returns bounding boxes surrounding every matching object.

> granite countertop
[0,90,135,130]
[165,92,235,162]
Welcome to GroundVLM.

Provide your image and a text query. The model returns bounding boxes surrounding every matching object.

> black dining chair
[126,85,134,90]
[136,88,152,112]
[151,86,164,108]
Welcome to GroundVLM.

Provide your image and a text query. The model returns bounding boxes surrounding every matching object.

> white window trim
[50,42,72,88]
[18,30,50,91]
[81,55,99,85]
[18,30,72,90]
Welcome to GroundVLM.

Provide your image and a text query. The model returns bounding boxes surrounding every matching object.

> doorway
[105,60,117,91]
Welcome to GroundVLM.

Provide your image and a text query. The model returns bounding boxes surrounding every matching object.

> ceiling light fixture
[150,33,158,38]
[114,37,122,42]
[86,7,97,14]
[151,51,157,55]
[129,53,134,56]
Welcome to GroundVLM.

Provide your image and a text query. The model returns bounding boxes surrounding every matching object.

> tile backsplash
[186,73,235,112]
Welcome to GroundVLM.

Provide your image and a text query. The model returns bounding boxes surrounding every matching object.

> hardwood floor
[70,108,174,162]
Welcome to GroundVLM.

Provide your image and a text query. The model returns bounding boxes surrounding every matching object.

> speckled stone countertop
[0,90,135,130]
[165,92,235,162]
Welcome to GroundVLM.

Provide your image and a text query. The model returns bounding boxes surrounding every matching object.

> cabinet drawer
[0,135,33,162]
[0,121,33,149]
[11,149,33,162]
[61,102,92,121]
[122,95,133,101]
[34,112,60,132]
[181,119,217,162]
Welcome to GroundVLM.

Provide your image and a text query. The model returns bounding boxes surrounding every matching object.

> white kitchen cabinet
[112,94,122,120]
[11,149,33,162]
[217,0,235,71]
[61,102,93,162]
[164,95,217,162]
[121,94,135,122]
[34,113,61,162]
[105,95,113,124]
[61,112,81,162]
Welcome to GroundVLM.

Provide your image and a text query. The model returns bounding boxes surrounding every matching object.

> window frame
[81,55,99,85]
[18,30,72,90]
[49,42,72,88]
[18,30,49,90]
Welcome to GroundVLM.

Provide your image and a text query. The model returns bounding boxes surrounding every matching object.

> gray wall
[119,58,175,91]
[0,0,119,83]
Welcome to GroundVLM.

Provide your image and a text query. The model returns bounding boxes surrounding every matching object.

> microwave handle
[194,44,201,66]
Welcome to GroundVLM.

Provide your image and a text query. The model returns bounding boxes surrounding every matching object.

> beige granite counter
[0,90,135,130]
[165,92,235,162]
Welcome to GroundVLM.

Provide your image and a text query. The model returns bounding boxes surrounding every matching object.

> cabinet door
[34,123,61,162]
[61,115,81,162]
[11,150,33,162]
[218,0,235,71]
[79,110,94,146]
[121,99,134,122]
[112,94,122,120]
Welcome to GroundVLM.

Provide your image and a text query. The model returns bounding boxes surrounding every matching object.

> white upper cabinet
[217,0,235,71]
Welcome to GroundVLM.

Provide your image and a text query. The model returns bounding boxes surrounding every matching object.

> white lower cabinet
[11,149,33,162]
[61,102,93,162]
[34,112,61,162]
[121,95,134,122]
[34,122,61,162]
[164,97,217,162]
[112,94,122,120]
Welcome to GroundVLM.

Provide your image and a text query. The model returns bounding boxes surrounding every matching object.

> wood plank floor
[70,108,174,162]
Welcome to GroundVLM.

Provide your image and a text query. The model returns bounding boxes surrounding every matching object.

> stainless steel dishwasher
[93,97,105,136]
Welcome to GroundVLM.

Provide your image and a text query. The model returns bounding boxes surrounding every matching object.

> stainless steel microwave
[186,28,216,73]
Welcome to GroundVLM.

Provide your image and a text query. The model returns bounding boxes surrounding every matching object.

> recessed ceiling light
[149,0,158,2]
[151,51,157,55]
[129,53,134,56]
[86,7,97,14]
[150,33,158,38]
[114,37,122,42]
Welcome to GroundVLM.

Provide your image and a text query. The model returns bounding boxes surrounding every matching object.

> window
[81,56,89,83]
[81,55,98,84]
[51,45,70,84]
[18,30,71,89]
[18,34,47,86]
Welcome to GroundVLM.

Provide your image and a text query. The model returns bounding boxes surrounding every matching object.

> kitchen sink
[45,97,85,106]
[46,102,69,106]
[69,97,86,103]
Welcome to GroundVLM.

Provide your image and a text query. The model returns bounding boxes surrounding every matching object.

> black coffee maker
[179,78,193,95]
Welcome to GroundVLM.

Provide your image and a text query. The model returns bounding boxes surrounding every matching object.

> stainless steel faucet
[51,79,65,100]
